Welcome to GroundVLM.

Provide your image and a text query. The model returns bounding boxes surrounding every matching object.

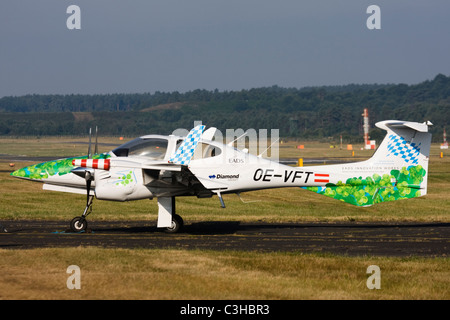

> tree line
[0,74,448,142]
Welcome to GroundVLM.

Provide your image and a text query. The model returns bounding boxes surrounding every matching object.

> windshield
[112,138,168,159]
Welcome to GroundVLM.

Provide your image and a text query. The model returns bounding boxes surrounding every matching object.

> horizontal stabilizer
[376,120,432,133]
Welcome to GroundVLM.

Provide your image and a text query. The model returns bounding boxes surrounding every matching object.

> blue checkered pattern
[169,125,205,165]
[386,134,421,165]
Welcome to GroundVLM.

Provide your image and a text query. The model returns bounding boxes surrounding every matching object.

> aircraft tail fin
[370,120,432,168]
[169,124,205,165]
[304,120,432,206]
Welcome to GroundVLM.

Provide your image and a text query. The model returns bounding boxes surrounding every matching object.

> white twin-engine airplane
[11,120,432,233]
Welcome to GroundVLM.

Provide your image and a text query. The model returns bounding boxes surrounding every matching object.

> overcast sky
[1,0,449,97]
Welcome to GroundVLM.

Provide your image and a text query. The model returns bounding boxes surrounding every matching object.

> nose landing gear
[69,194,94,233]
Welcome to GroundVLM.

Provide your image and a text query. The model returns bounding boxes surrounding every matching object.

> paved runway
[0,220,448,257]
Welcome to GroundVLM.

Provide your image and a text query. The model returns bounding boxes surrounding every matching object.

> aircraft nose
[10,165,35,179]
[10,154,110,181]
[10,158,74,181]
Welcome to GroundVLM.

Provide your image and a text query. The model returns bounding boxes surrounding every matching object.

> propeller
[72,128,97,201]
[69,126,99,231]
[94,126,98,155]
[83,126,98,212]
[72,126,99,176]
[85,126,97,185]
[87,127,92,159]
[87,126,98,159]
[82,127,97,223]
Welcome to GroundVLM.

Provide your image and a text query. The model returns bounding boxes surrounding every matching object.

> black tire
[70,217,88,233]
[164,214,184,233]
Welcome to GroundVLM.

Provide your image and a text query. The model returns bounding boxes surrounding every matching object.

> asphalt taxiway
[0,220,448,257]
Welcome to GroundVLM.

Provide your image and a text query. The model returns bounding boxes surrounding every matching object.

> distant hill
[0,74,448,141]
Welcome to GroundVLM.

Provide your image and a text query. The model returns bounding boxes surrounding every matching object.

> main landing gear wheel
[165,214,184,234]
[70,217,88,233]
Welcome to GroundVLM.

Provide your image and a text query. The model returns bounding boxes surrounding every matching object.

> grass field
[0,137,449,300]
[1,248,448,300]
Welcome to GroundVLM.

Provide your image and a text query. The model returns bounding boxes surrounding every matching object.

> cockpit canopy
[112,137,168,159]
[111,135,223,161]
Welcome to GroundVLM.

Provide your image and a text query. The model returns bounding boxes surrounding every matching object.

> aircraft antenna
[258,138,279,157]
[227,131,248,147]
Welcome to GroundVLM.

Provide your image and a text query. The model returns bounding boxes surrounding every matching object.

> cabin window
[112,138,168,159]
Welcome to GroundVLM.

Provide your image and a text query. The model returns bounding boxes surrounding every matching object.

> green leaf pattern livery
[11,153,110,180]
[304,165,426,206]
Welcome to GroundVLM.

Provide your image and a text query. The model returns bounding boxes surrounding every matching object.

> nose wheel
[70,194,94,232]
[70,216,88,232]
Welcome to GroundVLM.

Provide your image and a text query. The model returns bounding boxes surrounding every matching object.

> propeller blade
[94,126,98,155]
[88,127,92,159]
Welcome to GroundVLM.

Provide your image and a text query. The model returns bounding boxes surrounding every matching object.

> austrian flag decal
[314,173,329,183]
[72,158,110,170]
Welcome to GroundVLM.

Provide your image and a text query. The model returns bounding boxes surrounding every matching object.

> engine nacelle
[94,168,153,201]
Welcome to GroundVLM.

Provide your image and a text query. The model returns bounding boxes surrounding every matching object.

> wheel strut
[70,195,94,233]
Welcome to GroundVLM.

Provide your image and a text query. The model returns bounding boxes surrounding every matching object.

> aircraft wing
[43,183,95,195]
[109,158,183,172]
